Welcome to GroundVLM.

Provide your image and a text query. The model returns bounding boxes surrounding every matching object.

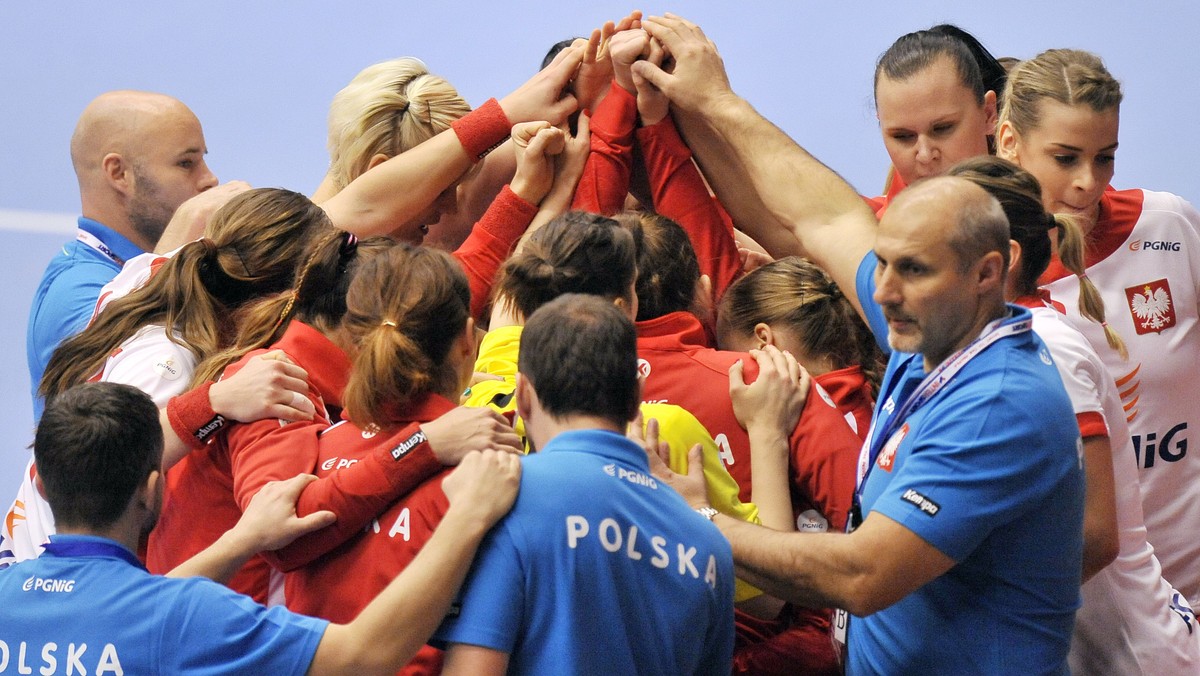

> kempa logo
[900,489,940,517]
[1129,239,1181,252]
[22,576,75,592]
[390,430,427,461]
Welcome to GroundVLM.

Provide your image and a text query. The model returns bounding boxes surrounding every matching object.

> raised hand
[631,37,670,126]
[634,13,736,115]
[609,28,650,94]
[499,43,584,126]
[510,121,568,205]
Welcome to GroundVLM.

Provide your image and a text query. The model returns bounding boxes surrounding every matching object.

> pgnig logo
[1129,239,1181,252]
[22,576,75,592]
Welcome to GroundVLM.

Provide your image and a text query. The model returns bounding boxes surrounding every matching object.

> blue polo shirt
[849,252,1084,674]
[433,429,734,674]
[0,534,327,674]
[26,217,143,419]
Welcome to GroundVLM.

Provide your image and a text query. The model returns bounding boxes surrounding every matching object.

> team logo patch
[1128,239,1181,252]
[1126,279,1176,335]
[795,509,829,533]
[637,359,652,380]
[877,423,908,473]
[154,355,182,381]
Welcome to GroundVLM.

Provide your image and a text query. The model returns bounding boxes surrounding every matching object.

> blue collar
[77,216,146,261]
[539,428,649,471]
[42,533,145,570]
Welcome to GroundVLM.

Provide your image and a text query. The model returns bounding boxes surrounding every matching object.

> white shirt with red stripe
[1027,302,1199,673]
[2,324,195,564]
[88,250,174,326]
[5,247,182,566]
[1042,188,1200,606]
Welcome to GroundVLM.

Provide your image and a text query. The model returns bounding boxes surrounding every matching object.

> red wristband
[166,381,227,450]
[452,98,511,161]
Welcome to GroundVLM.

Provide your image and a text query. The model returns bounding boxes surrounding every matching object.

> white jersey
[1,324,196,564]
[88,250,174,324]
[1042,188,1200,606]
[1029,303,1199,674]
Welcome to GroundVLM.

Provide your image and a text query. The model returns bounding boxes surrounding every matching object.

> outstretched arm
[652,445,954,615]
[166,474,335,583]
[319,46,584,238]
[636,14,876,317]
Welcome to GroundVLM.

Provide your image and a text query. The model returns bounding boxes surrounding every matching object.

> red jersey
[636,311,860,673]
[637,311,860,527]
[147,321,442,602]
[814,365,875,442]
[863,170,907,218]
[288,393,456,675]
[572,82,742,302]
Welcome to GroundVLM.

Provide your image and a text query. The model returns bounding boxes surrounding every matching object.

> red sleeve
[224,355,445,571]
[260,423,444,571]
[636,114,742,302]
[571,81,637,215]
[452,185,538,319]
[787,381,861,532]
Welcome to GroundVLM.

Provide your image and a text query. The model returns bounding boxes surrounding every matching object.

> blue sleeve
[869,376,1078,562]
[27,261,111,417]
[855,251,890,353]
[163,579,328,675]
[431,520,525,652]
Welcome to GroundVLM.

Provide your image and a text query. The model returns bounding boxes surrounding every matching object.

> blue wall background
[2,1,1198,492]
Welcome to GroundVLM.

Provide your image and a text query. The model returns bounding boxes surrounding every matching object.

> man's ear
[34,470,48,500]
[102,153,132,195]
[977,250,1006,293]
[515,373,535,424]
[140,470,161,510]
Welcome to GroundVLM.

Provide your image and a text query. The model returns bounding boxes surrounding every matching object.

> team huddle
[1,10,1198,675]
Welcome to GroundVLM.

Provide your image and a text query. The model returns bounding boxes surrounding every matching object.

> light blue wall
[1,1,1198,491]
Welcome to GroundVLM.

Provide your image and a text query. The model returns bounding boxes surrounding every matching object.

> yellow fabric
[466,325,763,602]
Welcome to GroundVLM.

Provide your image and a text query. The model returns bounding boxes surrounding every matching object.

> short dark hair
[519,294,641,427]
[35,382,162,529]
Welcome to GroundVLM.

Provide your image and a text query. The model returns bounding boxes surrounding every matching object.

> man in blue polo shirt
[436,295,735,674]
[26,90,219,417]
[0,381,522,675]
[630,15,1084,673]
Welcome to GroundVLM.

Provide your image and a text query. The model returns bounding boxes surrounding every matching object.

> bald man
[633,15,1086,674]
[26,91,218,417]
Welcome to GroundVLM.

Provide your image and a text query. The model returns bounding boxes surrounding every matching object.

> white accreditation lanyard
[831,310,1031,653]
[76,229,125,267]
